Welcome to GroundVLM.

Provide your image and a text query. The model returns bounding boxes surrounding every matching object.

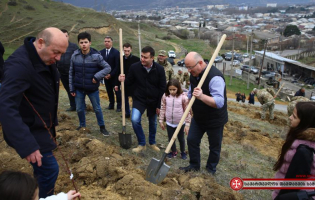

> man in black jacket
[115,43,140,118]
[57,29,78,111]
[119,46,166,153]
[0,27,68,198]
[100,36,122,112]
[179,52,228,175]
[0,41,4,87]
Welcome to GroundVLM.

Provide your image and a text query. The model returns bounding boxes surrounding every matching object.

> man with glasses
[179,52,228,175]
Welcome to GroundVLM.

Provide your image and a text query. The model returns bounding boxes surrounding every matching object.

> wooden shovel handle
[119,29,126,126]
[164,34,227,154]
[274,83,285,99]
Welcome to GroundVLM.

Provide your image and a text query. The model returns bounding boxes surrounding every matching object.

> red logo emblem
[230,177,243,191]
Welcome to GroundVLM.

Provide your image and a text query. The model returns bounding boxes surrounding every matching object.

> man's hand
[105,74,111,80]
[114,86,119,91]
[193,87,203,99]
[67,190,81,200]
[118,74,125,82]
[26,150,43,167]
[184,126,190,135]
[159,122,165,130]
[71,92,76,97]
[92,78,97,83]
[156,108,160,115]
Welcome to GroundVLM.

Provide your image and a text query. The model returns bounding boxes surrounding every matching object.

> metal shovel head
[119,132,132,149]
[145,156,170,184]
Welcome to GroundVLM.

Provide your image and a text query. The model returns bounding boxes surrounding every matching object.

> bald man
[179,52,228,175]
[0,27,68,198]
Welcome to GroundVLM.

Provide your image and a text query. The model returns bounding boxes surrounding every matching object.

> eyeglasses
[186,61,199,70]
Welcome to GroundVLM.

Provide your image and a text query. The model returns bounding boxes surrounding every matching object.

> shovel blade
[145,158,170,184]
[119,132,132,149]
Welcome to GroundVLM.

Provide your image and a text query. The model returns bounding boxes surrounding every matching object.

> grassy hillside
[0,0,192,59]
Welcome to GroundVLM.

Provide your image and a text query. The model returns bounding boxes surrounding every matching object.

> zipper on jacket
[172,97,174,124]
[83,54,85,89]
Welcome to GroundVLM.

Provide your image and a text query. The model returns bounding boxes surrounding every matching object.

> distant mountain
[55,0,312,11]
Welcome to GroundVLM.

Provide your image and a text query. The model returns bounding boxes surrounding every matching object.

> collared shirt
[143,63,153,73]
[188,76,225,109]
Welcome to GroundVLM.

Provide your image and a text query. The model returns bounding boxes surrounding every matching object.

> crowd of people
[0,26,313,200]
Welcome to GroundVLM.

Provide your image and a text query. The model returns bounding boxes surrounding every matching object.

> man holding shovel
[118,46,166,153]
[179,52,228,175]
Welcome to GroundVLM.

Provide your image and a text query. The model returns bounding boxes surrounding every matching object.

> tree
[283,25,301,37]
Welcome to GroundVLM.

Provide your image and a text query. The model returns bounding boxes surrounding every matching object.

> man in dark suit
[115,43,140,118]
[0,41,4,88]
[100,36,122,112]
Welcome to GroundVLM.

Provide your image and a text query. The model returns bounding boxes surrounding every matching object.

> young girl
[159,79,191,159]
[0,171,81,200]
[272,102,315,199]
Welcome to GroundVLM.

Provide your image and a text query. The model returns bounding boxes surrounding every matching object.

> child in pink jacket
[159,79,191,159]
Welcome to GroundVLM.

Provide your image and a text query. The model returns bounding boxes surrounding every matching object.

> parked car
[168,50,176,58]
[167,57,175,66]
[225,54,232,61]
[214,56,223,63]
[243,53,249,58]
[240,65,250,72]
[177,59,185,66]
[250,66,259,74]
[232,60,240,66]
[261,71,275,78]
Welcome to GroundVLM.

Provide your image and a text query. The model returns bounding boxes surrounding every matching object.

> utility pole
[138,22,141,57]
[297,35,301,60]
[247,34,249,55]
[250,30,253,65]
[229,31,235,86]
[257,40,268,87]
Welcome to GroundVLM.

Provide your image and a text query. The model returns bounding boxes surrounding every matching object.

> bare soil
[0,86,289,199]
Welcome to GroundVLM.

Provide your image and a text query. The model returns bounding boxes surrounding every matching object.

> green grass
[298,56,315,65]
[224,75,258,94]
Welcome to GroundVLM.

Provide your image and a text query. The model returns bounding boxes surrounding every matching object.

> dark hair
[104,36,113,41]
[60,29,68,34]
[77,32,91,42]
[142,46,155,57]
[0,171,38,200]
[123,43,132,49]
[165,79,183,97]
[274,102,315,171]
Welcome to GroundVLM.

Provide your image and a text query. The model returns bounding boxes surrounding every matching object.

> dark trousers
[60,74,76,108]
[31,151,59,198]
[105,78,121,109]
[166,124,186,153]
[187,118,224,173]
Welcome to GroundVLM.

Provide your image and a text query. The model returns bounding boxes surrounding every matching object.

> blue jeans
[31,151,59,198]
[187,118,223,173]
[75,89,104,127]
[131,108,157,146]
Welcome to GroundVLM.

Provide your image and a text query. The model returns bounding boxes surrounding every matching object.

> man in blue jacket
[69,32,111,136]
[57,29,78,111]
[0,27,68,198]
[119,46,166,153]
[100,36,122,112]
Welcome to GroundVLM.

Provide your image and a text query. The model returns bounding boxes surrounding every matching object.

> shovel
[118,28,132,149]
[145,34,227,184]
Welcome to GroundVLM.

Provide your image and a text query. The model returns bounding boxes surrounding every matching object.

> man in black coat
[57,29,78,111]
[119,46,166,153]
[0,41,4,86]
[0,27,68,198]
[294,88,305,97]
[115,42,140,118]
[100,36,122,112]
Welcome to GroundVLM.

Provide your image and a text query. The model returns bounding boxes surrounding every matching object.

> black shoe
[76,126,86,131]
[100,128,109,136]
[66,107,76,111]
[206,167,215,175]
[106,106,114,110]
[179,165,200,173]
[116,109,122,112]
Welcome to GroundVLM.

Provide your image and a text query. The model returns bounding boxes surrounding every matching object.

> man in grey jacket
[69,32,111,136]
